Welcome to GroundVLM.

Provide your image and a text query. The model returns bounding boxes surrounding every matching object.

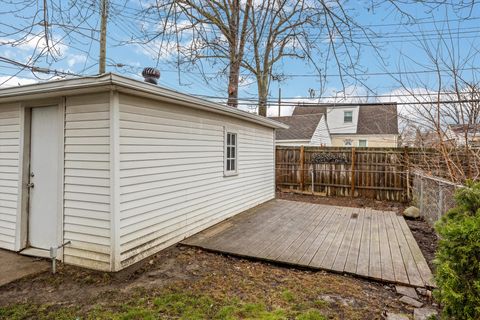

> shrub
[434,181,480,319]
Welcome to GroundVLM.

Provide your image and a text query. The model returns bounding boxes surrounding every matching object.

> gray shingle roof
[292,103,398,135]
[356,104,398,135]
[270,114,323,140]
[291,106,327,115]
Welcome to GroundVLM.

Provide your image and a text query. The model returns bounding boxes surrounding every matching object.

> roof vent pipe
[142,67,160,85]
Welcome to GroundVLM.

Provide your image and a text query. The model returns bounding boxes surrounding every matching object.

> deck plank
[264,203,324,260]
[237,201,306,256]
[276,205,330,263]
[390,212,424,286]
[297,206,339,266]
[344,208,366,274]
[378,212,395,282]
[331,207,358,272]
[384,212,413,285]
[396,215,435,287]
[281,206,336,264]
[356,209,372,277]
[368,209,382,280]
[181,199,433,288]
[319,207,353,269]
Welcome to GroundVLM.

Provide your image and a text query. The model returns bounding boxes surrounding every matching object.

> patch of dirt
[405,219,438,270]
[0,245,433,319]
[277,191,406,212]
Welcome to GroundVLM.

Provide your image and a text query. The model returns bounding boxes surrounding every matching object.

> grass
[0,287,328,320]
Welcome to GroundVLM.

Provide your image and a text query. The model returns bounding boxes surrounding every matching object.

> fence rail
[276,146,412,201]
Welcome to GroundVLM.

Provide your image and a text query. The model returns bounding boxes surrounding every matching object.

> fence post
[299,145,305,192]
[438,183,444,221]
[351,147,356,197]
[420,177,424,216]
[404,146,410,200]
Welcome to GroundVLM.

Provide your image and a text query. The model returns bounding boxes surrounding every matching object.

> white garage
[0,73,286,271]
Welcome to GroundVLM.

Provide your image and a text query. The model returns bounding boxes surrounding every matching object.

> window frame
[358,139,368,147]
[224,128,238,176]
[343,110,353,123]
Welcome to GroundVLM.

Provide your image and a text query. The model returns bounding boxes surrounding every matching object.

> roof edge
[0,73,288,130]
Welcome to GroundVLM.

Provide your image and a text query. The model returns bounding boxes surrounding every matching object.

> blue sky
[1,1,479,116]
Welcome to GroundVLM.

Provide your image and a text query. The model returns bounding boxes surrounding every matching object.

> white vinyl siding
[0,104,20,250]
[310,116,331,146]
[118,94,275,268]
[63,93,111,271]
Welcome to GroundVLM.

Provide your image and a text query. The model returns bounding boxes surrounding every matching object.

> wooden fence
[276,146,411,201]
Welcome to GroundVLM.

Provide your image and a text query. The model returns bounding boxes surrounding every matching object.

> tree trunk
[258,88,268,116]
[257,75,269,116]
[227,59,240,107]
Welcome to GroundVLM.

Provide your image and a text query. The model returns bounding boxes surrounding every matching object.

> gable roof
[0,73,288,130]
[270,114,323,140]
[292,106,326,115]
[356,104,398,135]
[448,124,480,135]
[291,103,398,135]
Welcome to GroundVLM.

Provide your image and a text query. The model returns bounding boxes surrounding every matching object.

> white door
[28,106,59,250]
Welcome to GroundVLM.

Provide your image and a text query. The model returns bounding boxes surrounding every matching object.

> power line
[110,2,480,30]
[233,99,480,107]
[0,56,82,77]
[190,89,480,101]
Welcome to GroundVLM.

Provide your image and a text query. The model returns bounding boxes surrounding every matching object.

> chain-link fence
[412,170,462,227]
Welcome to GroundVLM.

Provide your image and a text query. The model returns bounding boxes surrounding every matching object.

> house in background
[0,73,286,271]
[445,124,480,147]
[269,113,331,146]
[271,103,399,147]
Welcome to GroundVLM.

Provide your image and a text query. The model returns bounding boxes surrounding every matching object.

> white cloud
[0,76,37,88]
[67,54,87,68]
[1,34,68,58]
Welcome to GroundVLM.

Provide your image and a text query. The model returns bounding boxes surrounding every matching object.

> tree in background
[385,16,480,182]
[138,0,372,115]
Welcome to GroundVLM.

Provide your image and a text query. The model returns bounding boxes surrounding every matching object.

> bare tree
[138,0,376,115]
[0,0,103,81]
[137,0,253,107]
[389,21,480,182]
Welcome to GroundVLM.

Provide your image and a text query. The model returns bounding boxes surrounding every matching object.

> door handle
[27,182,34,188]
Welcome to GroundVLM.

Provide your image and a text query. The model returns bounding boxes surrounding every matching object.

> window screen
[344,111,353,123]
[225,132,237,174]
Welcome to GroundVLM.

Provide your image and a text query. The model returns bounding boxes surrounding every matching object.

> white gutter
[0,73,288,130]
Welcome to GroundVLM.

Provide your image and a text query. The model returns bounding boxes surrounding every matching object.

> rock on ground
[399,295,423,308]
[414,308,438,320]
[396,285,419,299]
[403,206,420,219]
[385,312,410,320]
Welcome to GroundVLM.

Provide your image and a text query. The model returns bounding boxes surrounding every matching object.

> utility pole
[99,0,108,74]
[278,87,281,116]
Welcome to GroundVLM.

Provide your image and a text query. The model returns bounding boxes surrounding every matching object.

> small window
[344,111,353,123]
[225,131,237,175]
[358,139,367,147]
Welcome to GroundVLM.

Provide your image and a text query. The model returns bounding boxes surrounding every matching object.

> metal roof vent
[142,67,160,85]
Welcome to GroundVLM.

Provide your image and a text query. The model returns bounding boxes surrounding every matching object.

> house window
[344,111,353,123]
[358,139,367,147]
[225,131,237,175]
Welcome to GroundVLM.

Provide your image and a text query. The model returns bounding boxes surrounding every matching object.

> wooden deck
[182,199,434,288]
